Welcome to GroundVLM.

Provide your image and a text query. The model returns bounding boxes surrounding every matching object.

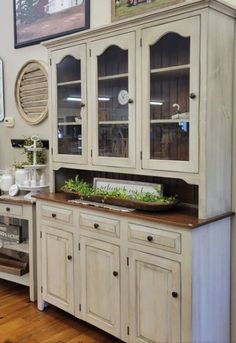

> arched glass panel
[97,46,129,158]
[149,33,190,161]
[57,55,82,155]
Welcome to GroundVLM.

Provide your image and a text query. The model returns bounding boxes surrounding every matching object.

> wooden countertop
[0,195,35,205]
[34,192,234,229]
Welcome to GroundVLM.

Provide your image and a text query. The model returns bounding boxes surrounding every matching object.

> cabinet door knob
[67,255,72,260]
[147,235,153,242]
[128,98,134,104]
[94,223,99,229]
[6,207,10,212]
[52,213,56,218]
[80,102,85,107]
[189,93,196,99]
[172,291,178,298]
[113,271,118,277]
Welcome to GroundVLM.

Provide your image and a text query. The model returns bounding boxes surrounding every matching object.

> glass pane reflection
[98,77,128,122]
[99,124,128,158]
[57,84,82,123]
[150,123,189,161]
[57,56,81,83]
[58,124,82,155]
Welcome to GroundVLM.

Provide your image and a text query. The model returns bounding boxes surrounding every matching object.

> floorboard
[0,280,122,343]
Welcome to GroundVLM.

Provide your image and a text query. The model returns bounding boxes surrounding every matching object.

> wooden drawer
[41,205,73,226]
[128,223,181,254]
[79,212,120,237]
[0,203,23,217]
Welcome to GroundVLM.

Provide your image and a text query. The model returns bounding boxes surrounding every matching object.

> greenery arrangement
[23,136,46,165]
[63,176,175,204]
[12,160,28,169]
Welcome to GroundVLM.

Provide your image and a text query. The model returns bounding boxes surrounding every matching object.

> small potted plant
[12,161,28,186]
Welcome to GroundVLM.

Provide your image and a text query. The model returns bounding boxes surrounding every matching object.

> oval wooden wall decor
[15,60,48,125]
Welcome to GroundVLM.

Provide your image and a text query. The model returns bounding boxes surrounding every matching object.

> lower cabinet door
[128,250,181,343]
[80,236,120,337]
[41,225,74,314]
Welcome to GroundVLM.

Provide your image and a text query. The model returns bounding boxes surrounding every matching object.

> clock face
[9,184,19,197]
[118,90,129,105]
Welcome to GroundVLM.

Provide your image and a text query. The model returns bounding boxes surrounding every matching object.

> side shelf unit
[0,197,37,302]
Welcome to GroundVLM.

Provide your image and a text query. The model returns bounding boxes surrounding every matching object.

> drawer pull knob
[52,213,56,218]
[189,93,196,99]
[6,207,10,212]
[147,235,153,242]
[172,292,178,298]
[67,255,72,260]
[128,98,134,104]
[113,271,118,277]
[94,223,99,229]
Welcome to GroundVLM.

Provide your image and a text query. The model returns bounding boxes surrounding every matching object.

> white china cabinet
[38,1,236,343]
[44,0,235,219]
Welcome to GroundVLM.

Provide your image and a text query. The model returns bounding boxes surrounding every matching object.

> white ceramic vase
[15,168,27,186]
[0,171,15,192]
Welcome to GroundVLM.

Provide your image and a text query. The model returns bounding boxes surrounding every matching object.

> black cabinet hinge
[127,257,129,266]
[79,304,82,312]
[140,151,142,160]
[127,326,130,335]
[140,38,142,47]
[50,58,52,66]
[41,286,43,293]
[78,242,80,251]
[51,147,53,155]
[91,149,93,157]
[40,231,42,238]
[89,49,91,57]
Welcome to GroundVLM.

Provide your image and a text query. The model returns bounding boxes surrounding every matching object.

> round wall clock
[118,89,129,105]
[15,60,48,125]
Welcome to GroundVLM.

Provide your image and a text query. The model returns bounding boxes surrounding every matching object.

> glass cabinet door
[142,17,200,173]
[51,45,87,164]
[90,33,136,168]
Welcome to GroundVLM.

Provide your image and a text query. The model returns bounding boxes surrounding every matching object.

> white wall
[0,0,111,170]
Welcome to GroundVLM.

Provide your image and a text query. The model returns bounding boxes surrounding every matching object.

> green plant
[63,176,175,203]
[23,136,46,165]
[12,160,28,169]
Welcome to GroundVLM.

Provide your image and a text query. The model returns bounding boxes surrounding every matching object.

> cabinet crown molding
[42,0,235,51]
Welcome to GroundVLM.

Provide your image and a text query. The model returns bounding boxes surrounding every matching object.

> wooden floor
[0,280,122,343]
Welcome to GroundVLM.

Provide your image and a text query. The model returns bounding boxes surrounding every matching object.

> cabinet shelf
[58,121,82,126]
[0,271,29,286]
[99,120,129,125]
[150,119,190,124]
[57,80,81,86]
[98,73,128,81]
[151,64,190,77]
[3,241,29,254]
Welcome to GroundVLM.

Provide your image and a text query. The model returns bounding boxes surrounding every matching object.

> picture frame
[112,0,187,21]
[13,0,90,49]
[0,59,5,122]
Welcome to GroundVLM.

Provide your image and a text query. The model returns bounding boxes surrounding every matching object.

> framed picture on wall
[13,0,90,48]
[112,0,187,21]
[0,59,4,122]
